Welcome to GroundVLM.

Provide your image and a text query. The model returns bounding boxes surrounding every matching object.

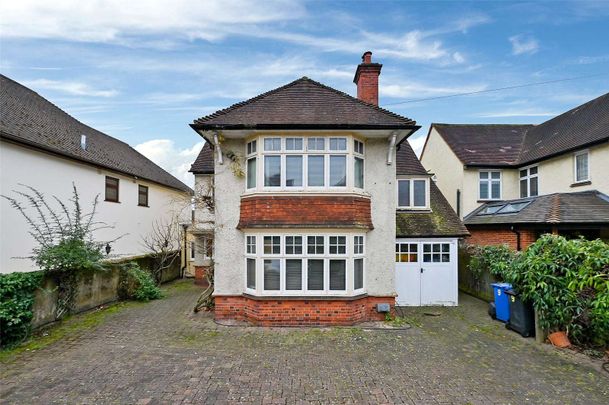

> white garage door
[395,239,458,306]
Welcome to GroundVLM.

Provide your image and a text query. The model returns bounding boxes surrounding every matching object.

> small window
[354,258,364,290]
[354,157,364,189]
[329,236,346,254]
[519,166,538,198]
[574,151,589,182]
[190,241,196,260]
[138,185,148,207]
[247,157,257,189]
[398,179,428,208]
[329,137,347,151]
[246,236,256,254]
[423,243,450,263]
[354,140,364,155]
[247,140,257,155]
[307,236,324,254]
[354,236,364,255]
[246,258,256,289]
[479,171,501,200]
[285,236,303,255]
[396,243,418,263]
[263,236,281,254]
[264,138,281,151]
[285,138,303,151]
[105,176,119,202]
[307,137,325,151]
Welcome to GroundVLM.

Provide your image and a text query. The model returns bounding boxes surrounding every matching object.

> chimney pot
[353,51,382,105]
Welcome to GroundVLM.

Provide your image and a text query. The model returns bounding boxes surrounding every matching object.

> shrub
[0,272,42,348]
[466,244,518,282]
[119,264,162,302]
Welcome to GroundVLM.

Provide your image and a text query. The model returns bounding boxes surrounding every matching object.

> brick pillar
[194,265,210,287]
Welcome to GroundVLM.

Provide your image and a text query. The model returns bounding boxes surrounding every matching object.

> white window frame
[190,241,196,260]
[478,170,502,201]
[519,165,539,198]
[397,178,430,210]
[573,150,590,183]
[244,232,366,296]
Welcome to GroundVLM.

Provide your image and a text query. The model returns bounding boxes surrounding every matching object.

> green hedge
[0,272,42,348]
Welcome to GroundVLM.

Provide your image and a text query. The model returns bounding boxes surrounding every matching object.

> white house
[0,74,193,273]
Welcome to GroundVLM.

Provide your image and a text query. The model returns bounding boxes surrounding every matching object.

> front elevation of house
[189,53,467,325]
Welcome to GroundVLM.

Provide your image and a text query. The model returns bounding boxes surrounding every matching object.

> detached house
[421,93,609,250]
[189,52,467,325]
[0,75,192,273]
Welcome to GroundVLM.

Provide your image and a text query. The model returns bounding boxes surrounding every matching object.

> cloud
[408,134,427,157]
[0,0,305,45]
[22,79,118,97]
[135,139,204,186]
[509,34,539,55]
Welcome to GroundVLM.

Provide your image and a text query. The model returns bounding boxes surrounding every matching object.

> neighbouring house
[420,93,609,250]
[0,74,193,273]
[188,52,468,325]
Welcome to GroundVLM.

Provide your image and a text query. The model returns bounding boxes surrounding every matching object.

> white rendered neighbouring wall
[211,136,397,298]
[0,141,191,273]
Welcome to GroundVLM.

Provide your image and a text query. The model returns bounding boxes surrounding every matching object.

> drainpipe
[510,225,521,251]
[387,131,398,165]
[212,131,224,165]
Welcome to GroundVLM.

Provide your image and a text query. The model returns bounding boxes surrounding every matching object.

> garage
[395,238,459,306]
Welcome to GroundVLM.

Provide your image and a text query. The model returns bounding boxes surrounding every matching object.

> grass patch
[0,301,139,363]
[164,279,198,293]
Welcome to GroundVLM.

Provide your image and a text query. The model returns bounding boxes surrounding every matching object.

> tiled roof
[464,191,609,225]
[431,92,609,167]
[189,142,214,174]
[396,182,469,237]
[0,74,192,193]
[396,141,429,175]
[432,124,532,166]
[192,77,417,130]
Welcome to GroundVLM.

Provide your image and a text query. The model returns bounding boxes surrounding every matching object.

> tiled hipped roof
[190,142,214,174]
[0,75,192,193]
[464,191,609,225]
[192,77,417,130]
[432,92,609,167]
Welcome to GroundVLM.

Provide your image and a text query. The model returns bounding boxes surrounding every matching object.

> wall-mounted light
[105,243,112,255]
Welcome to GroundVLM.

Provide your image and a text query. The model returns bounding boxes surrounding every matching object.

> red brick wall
[238,195,373,229]
[215,296,394,326]
[467,227,537,250]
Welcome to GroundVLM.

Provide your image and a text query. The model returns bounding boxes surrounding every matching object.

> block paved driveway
[1,281,608,405]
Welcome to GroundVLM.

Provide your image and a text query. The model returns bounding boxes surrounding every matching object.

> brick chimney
[353,51,382,105]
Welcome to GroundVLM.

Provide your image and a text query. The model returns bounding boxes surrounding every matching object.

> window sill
[105,199,120,203]
[570,180,591,188]
[138,204,149,208]
[477,199,501,203]
[243,293,369,301]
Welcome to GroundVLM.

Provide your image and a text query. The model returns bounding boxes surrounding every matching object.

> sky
[2,0,609,186]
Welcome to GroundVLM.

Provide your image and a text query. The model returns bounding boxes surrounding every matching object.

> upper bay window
[245,135,365,192]
[574,151,590,183]
[479,170,501,200]
[244,233,365,295]
[397,178,429,209]
[519,166,538,198]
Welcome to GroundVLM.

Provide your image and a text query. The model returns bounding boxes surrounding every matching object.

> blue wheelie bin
[490,283,512,322]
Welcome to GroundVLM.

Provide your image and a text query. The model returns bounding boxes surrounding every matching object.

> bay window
[245,135,365,191]
[245,233,365,295]
[479,171,501,200]
[519,166,538,198]
[397,179,429,209]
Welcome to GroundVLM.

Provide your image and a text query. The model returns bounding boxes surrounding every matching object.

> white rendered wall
[0,141,190,273]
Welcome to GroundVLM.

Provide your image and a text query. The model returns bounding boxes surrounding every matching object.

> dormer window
[397,178,429,209]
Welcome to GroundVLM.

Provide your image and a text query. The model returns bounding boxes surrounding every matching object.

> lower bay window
[245,233,365,295]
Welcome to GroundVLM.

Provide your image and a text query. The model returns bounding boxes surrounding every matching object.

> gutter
[510,226,521,251]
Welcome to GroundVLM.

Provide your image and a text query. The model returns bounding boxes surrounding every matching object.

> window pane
[286,138,303,151]
[286,155,303,187]
[329,156,346,187]
[264,156,281,187]
[529,166,538,175]
[138,185,148,206]
[329,138,347,151]
[413,180,426,207]
[263,236,280,254]
[308,155,325,186]
[491,172,501,180]
[354,157,364,188]
[479,172,488,179]
[285,236,302,255]
[519,169,527,178]
[263,259,280,290]
[247,259,256,289]
[576,153,588,181]
[307,236,324,254]
[307,259,324,290]
[286,259,302,290]
[480,182,489,199]
[530,177,538,197]
[264,138,281,151]
[247,158,257,189]
[105,177,119,202]
[491,181,501,199]
[354,258,363,290]
[520,179,528,198]
[398,180,410,207]
[308,137,324,151]
[247,140,257,155]
[246,236,256,254]
[423,254,431,262]
[329,260,346,291]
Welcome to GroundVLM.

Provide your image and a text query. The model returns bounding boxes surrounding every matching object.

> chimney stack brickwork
[353,51,382,106]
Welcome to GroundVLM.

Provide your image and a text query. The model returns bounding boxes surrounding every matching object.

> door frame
[395,237,459,306]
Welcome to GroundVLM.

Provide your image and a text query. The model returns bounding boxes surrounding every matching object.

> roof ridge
[546,194,561,223]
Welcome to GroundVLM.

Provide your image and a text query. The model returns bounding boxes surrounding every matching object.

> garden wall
[31,253,181,328]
